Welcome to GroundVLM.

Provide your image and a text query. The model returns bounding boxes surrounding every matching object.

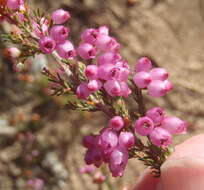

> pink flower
[85,148,103,167]
[133,71,152,88]
[7,0,24,10]
[39,37,56,54]
[150,68,169,81]
[50,25,69,43]
[98,64,129,82]
[147,80,170,97]
[108,37,120,52]
[76,83,91,99]
[98,64,115,80]
[51,9,70,24]
[108,116,124,131]
[77,43,97,60]
[161,116,187,134]
[118,132,135,149]
[164,80,173,91]
[149,127,172,147]
[134,116,154,136]
[104,80,131,97]
[56,40,76,59]
[97,52,121,65]
[97,129,118,153]
[115,63,130,82]
[120,82,132,97]
[83,135,97,148]
[98,25,109,35]
[135,57,152,72]
[95,34,112,51]
[146,107,165,126]
[109,146,128,177]
[85,65,98,80]
[104,80,121,97]
[81,28,99,44]
[87,80,102,92]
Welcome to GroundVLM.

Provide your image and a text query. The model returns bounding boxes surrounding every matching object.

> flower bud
[150,68,169,81]
[51,9,70,24]
[83,135,96,148]
[97,52,121,65]
[104,80,121,97]
[135,57,152,72]
[115,65,130,82]
[108,37,120,52]
[98,64,115,80]
[120,82,132,97]
[162,116,187,134]
[98,25,109,35]
[147,80,169,97]
[109,146,128,177]
[81,28,99,44]
[97,129,118,152]
[50,25,69,43]
[133,71,152,88]
[95,34,112,51]
[85,148,103,165]
[85,65,98,80]
[146,107,165,126]
[118,132,135,149]
[77,43,97,59]
[56,40,76,59]
[149,127,172,147]
[39,37,56,54]
[87,80,102,92]
[98,64,129,82]
[108,116,124,131]
[76,83,91,99]
[164,80,173,91]
[134,116,154,136]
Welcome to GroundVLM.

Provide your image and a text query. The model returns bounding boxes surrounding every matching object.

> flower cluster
[135,107,187,147]
[1,0,188,178]
[38,9,75,59]
[83,121,132,177]
[133,57,173,97]
[76,27,131,99]
[83,107,187,177]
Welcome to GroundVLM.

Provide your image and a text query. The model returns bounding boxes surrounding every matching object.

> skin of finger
[133,168,160,190]
[160,157,204,190]
[160,134,204,190]
[134,134,204,190]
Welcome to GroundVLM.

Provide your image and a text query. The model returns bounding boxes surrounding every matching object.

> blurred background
[0,0,204,189]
